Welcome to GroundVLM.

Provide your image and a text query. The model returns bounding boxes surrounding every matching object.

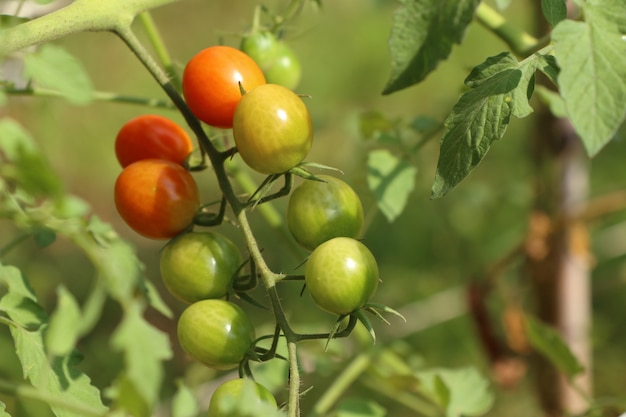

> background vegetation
[1,0,626,416]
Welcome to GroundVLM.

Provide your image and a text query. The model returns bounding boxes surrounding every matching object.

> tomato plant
[207,378,277,417]
[233,83,313,174]
[114,114,194,167]
[160,231,242,303]
[240,31,302,90]
[182,45,266,128]
[287,175,364,251]
[114,159,200,239]
[177,299,255,370]
[305,237,379,315]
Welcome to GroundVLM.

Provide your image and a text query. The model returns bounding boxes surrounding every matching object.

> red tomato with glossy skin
[233,84,313,174]
[305,237,379,315]
[287,175,364,251]
[115,114,194,167]
[207,379,277,417]
[182,46,266,128]
[160,232,242,303]
[114,159,200,239]
[177,299,255,370]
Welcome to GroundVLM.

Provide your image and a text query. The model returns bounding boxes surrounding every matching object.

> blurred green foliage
[2,0,626,416]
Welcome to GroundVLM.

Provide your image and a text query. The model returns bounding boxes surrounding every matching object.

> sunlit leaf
[524,314,584,378]
[0,400,11,417]
[23,44,93,105]
[172,380,198,417]
[584,0,626,33]
[431,53,538,198]
[110,301,172,417]
[416,367,494,417]
[0,265,108,417]
[541,0,566,26]
[367,149,416,222]
[552,11,626,156]
[46,286,82,357]
[384,0,480,94]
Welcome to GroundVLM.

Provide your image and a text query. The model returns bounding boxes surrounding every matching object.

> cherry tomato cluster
[113,114,199,239]
[112,43,395,415]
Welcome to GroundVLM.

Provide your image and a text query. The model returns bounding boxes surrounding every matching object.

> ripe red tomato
[182,45,266,128]
[177,299,255,370]
[208,379,277,417]
[160,231,242,303]
[305,237,379,315]
[233,84,313,174]
[287,175,364,251]
[115,114,194,167]
[114,159,200,239]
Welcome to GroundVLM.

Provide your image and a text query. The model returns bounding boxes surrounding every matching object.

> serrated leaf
[524,314,584,378]
[383,0,480,94]
[0,265,108,417]
[552,15,626,156]
[0,264,47,328]
[541,0,566,26]
[536,53,559,86]
[142,278,173,319]
[367,149,416,222]
[416,367,494,417]
[110,301,172,417]
[45,286,82,357]
[22,44,93,105]
[335,397,386,417]
[172,380,198,417]
[431,53,539,198]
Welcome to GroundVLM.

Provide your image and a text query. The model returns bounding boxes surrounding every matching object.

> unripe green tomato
[177,299,255,370]
[207,379,277,417]
[305,237,379,315]
[263,42,301,91]
[233,84,313,174]
[287,175,364,251]
[240,31,302,90]
[160,232,242,303]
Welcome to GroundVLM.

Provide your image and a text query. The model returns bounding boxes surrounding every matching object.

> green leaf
[416,367,494,417]
[0,264,47,329]
[535,86,567,118]
[171,380,198,417]
[383,0,480,94]
[110,301,172,417]
[524,314,584,378]
[367,149,416,222]
[0,265,108,417]
[45,286,82,357]
[0,118,62,196]
[215,379,286,417]
[494,0,512,9]
[584,0,626,33]
[552,14,626,156]
[334,397,386,417]
[359,111,395,140]
[33,226,56,248]
[22,44,93,105]
[0,401,11,417]
[431,53,538,198]
[536,53,559,86]
[541,0,567,26]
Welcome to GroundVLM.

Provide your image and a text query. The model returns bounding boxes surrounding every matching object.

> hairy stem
[287,341,301,417]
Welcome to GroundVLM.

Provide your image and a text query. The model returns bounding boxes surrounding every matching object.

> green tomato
[305,237,379,315]
[233,83,313,174]
[160,232,242,303]
[287,175,364,251]
[177,299,255,370]
[240,31,302,90]
[207,379,277,417]
[263,42,302,91]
